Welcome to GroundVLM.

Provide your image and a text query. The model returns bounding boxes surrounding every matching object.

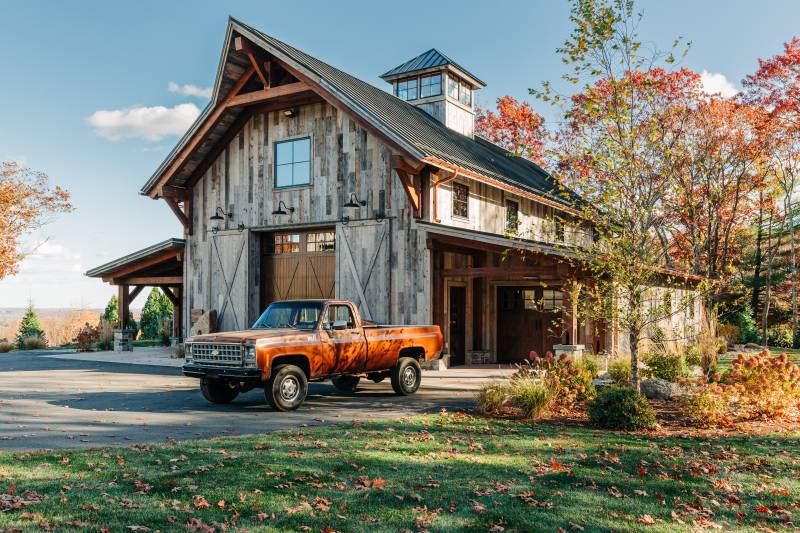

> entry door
[497,287,563,363]
[449,286,466,365]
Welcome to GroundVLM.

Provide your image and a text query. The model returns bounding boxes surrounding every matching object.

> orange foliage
[0,162,73,280]
[475,96,548,168]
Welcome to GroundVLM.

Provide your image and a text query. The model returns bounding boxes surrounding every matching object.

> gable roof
[85,239,184,278]
[141,18,579,211]
[379,48,486,88]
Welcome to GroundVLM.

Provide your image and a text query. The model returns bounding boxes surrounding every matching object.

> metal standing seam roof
[142,18,580,209]
[85,239,185,278]
[379,48,486,87]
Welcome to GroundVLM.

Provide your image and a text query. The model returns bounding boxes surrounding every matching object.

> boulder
[640,378,681,401]
[591,378,615,390]
[188,310,217,337]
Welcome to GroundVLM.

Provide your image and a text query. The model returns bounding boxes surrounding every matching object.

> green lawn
[719,347,800,370]
[1,413,798,532]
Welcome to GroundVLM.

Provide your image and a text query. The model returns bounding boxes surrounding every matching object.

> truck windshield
[251,301,323,330]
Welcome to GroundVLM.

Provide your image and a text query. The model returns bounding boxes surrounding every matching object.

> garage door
[261,229,336,308]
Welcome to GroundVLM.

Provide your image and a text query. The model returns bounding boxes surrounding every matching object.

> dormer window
[420,74,442,98]
[447,76,459,99]
[396,78,418,101]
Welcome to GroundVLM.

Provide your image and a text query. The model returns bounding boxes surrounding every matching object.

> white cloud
[87,103,201,141]
[700,70,739,98]
[168,82,212,99]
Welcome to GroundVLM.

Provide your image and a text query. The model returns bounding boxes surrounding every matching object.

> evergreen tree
[102,295,119,325]
[16,303,46,348]
[139,288,173,339]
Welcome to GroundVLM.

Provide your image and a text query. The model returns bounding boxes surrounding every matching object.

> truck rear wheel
[391,357,421,395]
[200,377,239,404]
[265,364,308,411]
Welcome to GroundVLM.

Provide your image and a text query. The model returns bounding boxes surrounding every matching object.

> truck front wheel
[265,364,308,411]
[391,357,421,395]
[200,377,239,404]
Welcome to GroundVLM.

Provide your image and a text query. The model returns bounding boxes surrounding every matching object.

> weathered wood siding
[183,101,429,333]
[433,177,592,247]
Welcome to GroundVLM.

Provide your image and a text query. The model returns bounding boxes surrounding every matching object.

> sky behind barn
[1,0,797,308]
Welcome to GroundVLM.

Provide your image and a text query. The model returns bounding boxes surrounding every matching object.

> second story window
[396,77,418,100]
[420,74,442,98]
[275,137,311,188]
[505,200,519,231]
[452,182,469,219]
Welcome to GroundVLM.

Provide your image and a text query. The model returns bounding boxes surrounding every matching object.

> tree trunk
[751,193,764,317]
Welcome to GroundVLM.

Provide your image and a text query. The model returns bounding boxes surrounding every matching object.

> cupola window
[396,77,418,100]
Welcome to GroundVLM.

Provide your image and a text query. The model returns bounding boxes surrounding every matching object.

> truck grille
[190,343,243,366]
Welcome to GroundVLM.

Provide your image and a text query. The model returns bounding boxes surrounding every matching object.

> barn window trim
[274,136,312,189]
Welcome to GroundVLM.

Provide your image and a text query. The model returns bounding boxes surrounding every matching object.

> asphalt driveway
[0,351,486,451]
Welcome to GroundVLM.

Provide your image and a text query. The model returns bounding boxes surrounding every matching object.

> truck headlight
[244,345,257,368]
[185,343,193,362]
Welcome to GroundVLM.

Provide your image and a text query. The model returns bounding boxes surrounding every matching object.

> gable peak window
[452,182,469,219]
[275,137,311,188]
[396,77,418,101]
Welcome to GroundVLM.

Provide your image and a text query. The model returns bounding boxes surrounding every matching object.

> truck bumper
[182,364,262,383]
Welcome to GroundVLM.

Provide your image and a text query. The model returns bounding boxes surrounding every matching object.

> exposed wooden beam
[391,154,425,174]
[158,185,191,200]
[101,249,182,282]
[234,36,269,88]
[164,197,190,234]
[118,285,130,328]
[159,285,180,306]
[129,285,145,302]
[118,276,183,286]
[395,168,421,218]
[227,82,310,108]
[442,266,572,278]
[186,110,253,188]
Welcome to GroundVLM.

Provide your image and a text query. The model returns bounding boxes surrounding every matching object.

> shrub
[21,336,47,350]
[577,354,600,378]
[520,352,594,406]
[0,340,13,353]
[72,322,99,352]
[96,320,114,351]
[643,351,688,382]
[174,345,186,358]
[717,323,740,344]
[509,378,553,420]
[767,324,793,349]
[477,383,510,414]
[588,386,657,430]
[607,358,631,385]
[683,351,800,425]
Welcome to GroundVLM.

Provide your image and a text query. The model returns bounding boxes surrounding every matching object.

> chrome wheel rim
[402,366,417,388]
[280,376,300,401]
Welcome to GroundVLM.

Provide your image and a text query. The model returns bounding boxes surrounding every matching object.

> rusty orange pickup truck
[183,299,443,411]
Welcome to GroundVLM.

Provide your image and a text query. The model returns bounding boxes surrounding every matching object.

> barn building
[89,18,702,364]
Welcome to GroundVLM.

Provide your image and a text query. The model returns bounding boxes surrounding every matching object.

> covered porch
[423,222,606,366]
[85,239,185,341]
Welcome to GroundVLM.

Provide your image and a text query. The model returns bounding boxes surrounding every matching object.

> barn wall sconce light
[283,107,299,118]
[271,200,296,216]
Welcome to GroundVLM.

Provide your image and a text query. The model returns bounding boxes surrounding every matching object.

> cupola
[380,49,485,137]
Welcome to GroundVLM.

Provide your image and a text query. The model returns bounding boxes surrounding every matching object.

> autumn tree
[0,162,72,279]
[475,96,549,167]
[745,36,800,345]
[538,0,707,386]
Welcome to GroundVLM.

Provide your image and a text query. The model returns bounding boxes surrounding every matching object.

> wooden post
[173,286,182,340]
[118,285,130,328]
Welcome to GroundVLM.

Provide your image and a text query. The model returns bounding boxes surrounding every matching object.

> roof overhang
[86,239,185,286]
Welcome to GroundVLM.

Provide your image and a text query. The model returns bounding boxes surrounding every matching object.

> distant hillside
[0,307,142,346]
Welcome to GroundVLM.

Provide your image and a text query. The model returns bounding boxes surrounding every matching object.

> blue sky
[1,0,798,308]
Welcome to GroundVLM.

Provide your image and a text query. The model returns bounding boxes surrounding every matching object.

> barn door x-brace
[212,233,247,330]
[338,224,388,322]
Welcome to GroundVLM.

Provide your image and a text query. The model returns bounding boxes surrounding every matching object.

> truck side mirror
[332,320,348,331]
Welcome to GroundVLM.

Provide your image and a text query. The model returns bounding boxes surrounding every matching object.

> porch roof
[85,239,184,285]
